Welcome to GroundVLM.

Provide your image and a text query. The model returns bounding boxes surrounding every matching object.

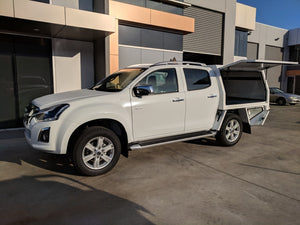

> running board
[129,130,216,150]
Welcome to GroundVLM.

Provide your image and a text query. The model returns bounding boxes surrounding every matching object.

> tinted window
[115,0,183,15]
[141,29,164,49]
[234,29,248,57]
[0,34,53,128]
[137,69,178,94]
[119,25,141,46]
[119,25,183,51]
[184,69,211,91]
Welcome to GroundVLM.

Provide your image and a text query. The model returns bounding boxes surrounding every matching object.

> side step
[129,130,216,150]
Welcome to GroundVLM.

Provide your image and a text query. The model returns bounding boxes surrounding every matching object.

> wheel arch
[216,112,244,146]
[276,97,286,105]
[227,109,251,134]
[66,119,129,158]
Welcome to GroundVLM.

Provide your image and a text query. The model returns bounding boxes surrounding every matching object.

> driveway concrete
[0,105,299,225]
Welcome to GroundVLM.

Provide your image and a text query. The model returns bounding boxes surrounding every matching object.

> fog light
[38,127,50,143]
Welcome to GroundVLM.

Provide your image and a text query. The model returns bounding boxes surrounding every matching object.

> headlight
[34,104,69,122]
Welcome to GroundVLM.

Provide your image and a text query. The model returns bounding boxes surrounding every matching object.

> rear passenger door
[183,67,219,132]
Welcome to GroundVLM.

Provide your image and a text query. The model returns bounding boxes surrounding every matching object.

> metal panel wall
[183,6,223,56]
[265,45,283,88]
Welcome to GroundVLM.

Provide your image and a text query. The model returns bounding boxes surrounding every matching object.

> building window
[115,0,183,15]
[31,0,50,3]
[289,45,300,63]
[119,25,183,51]
[235,30,248,57]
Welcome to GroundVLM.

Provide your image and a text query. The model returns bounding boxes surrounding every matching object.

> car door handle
[207,95,217,98]
[172,98,184,102]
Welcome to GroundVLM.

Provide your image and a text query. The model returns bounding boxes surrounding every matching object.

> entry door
[183,68,219,132]
[131,68,185,141]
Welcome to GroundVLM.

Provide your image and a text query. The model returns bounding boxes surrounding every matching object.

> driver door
[131,68,185,141]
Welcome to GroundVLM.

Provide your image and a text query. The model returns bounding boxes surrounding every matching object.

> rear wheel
[216,113,243,146]
[73,126,121,176]
[277,98,286,106]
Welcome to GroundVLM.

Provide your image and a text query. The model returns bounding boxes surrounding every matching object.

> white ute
[24,60,296,176]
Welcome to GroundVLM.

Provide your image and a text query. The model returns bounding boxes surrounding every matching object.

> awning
[0,0,116,41]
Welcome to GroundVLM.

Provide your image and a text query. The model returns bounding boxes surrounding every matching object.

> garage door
[183,6,224,56]
[265,45,283,88]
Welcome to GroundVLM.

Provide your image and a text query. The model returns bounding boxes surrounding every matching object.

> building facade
[283,28,300,94]
[0,0,298,129]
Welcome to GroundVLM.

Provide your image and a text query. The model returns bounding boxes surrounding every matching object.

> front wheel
[216,113,243,146]
[73,126,121,176]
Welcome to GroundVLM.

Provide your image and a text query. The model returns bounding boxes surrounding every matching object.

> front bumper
[24,118,61,154]
[287,98,300,104]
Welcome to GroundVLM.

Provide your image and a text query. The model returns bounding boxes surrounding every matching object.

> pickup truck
[24,60,295,176]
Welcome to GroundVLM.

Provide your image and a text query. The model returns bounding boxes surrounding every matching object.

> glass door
[0,34,53,129]
[0,35,18,128]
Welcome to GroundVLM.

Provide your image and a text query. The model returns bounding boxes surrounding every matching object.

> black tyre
[277,98,286,106]
[289,103,296,105]
[73,126,121,176]
[216,113,243,146]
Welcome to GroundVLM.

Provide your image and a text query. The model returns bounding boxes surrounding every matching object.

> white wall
[52,38,94,93]
[248,22,287,59]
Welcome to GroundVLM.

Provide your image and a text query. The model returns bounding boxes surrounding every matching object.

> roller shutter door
[265,45,283,88]
[183,6,223,56]
[247,42,258,60]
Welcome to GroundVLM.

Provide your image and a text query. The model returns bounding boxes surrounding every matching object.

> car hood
[285,93,300,98]
[32,89,111,109]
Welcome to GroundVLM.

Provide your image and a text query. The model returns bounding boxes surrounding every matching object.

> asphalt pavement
[0,105,299,225]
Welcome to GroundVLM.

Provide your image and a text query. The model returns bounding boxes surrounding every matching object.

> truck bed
[220,70,267,106]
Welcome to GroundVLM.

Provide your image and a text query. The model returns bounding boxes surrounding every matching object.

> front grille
[24,103,40,125]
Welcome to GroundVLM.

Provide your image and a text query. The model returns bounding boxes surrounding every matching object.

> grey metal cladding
[183,6,223,56]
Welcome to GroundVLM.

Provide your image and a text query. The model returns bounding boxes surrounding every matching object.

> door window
[183,68,211,91]
[136,68,178,94]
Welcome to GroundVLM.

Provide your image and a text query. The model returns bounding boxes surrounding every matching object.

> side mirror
[133,85,154,97]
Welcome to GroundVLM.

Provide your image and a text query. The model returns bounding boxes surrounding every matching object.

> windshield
[92,68,146,92]
[270,88,284,94]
